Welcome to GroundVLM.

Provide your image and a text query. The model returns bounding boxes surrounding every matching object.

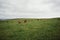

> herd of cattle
[17,19,40,24]
[18,20,27,24]
[6,19,40,24]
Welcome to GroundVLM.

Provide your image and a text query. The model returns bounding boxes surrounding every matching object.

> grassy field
[0,18,60,40]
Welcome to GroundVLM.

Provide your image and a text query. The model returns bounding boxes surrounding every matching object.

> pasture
[0,18,60,40]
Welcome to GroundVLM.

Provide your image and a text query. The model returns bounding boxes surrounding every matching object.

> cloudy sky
[0,0,60,19]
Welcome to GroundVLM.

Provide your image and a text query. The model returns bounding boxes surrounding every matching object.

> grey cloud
[0,0,60,19]
[50,0,60,12]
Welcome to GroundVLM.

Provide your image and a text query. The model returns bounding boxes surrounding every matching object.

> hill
[0,18,60,40]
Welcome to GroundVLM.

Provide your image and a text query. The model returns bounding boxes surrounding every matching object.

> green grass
[0,18,60,40]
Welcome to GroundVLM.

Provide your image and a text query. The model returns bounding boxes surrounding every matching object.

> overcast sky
[0,0,60,19]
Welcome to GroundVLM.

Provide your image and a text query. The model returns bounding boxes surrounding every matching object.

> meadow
[0,18,60,40]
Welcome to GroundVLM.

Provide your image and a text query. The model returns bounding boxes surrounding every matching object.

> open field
[0,18,60,40]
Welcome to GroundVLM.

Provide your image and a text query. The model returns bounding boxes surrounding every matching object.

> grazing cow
[37,19,40,21]
[18,21,21,24]
[24,20,27,23]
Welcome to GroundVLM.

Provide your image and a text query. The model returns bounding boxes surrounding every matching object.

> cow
[37,19,40,21]
[24,20,27,23]
[18,21,21,24]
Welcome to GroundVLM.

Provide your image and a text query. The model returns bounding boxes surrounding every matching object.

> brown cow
[24,20,27,23]
[37,19,40,21]
[18,21,21,24]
